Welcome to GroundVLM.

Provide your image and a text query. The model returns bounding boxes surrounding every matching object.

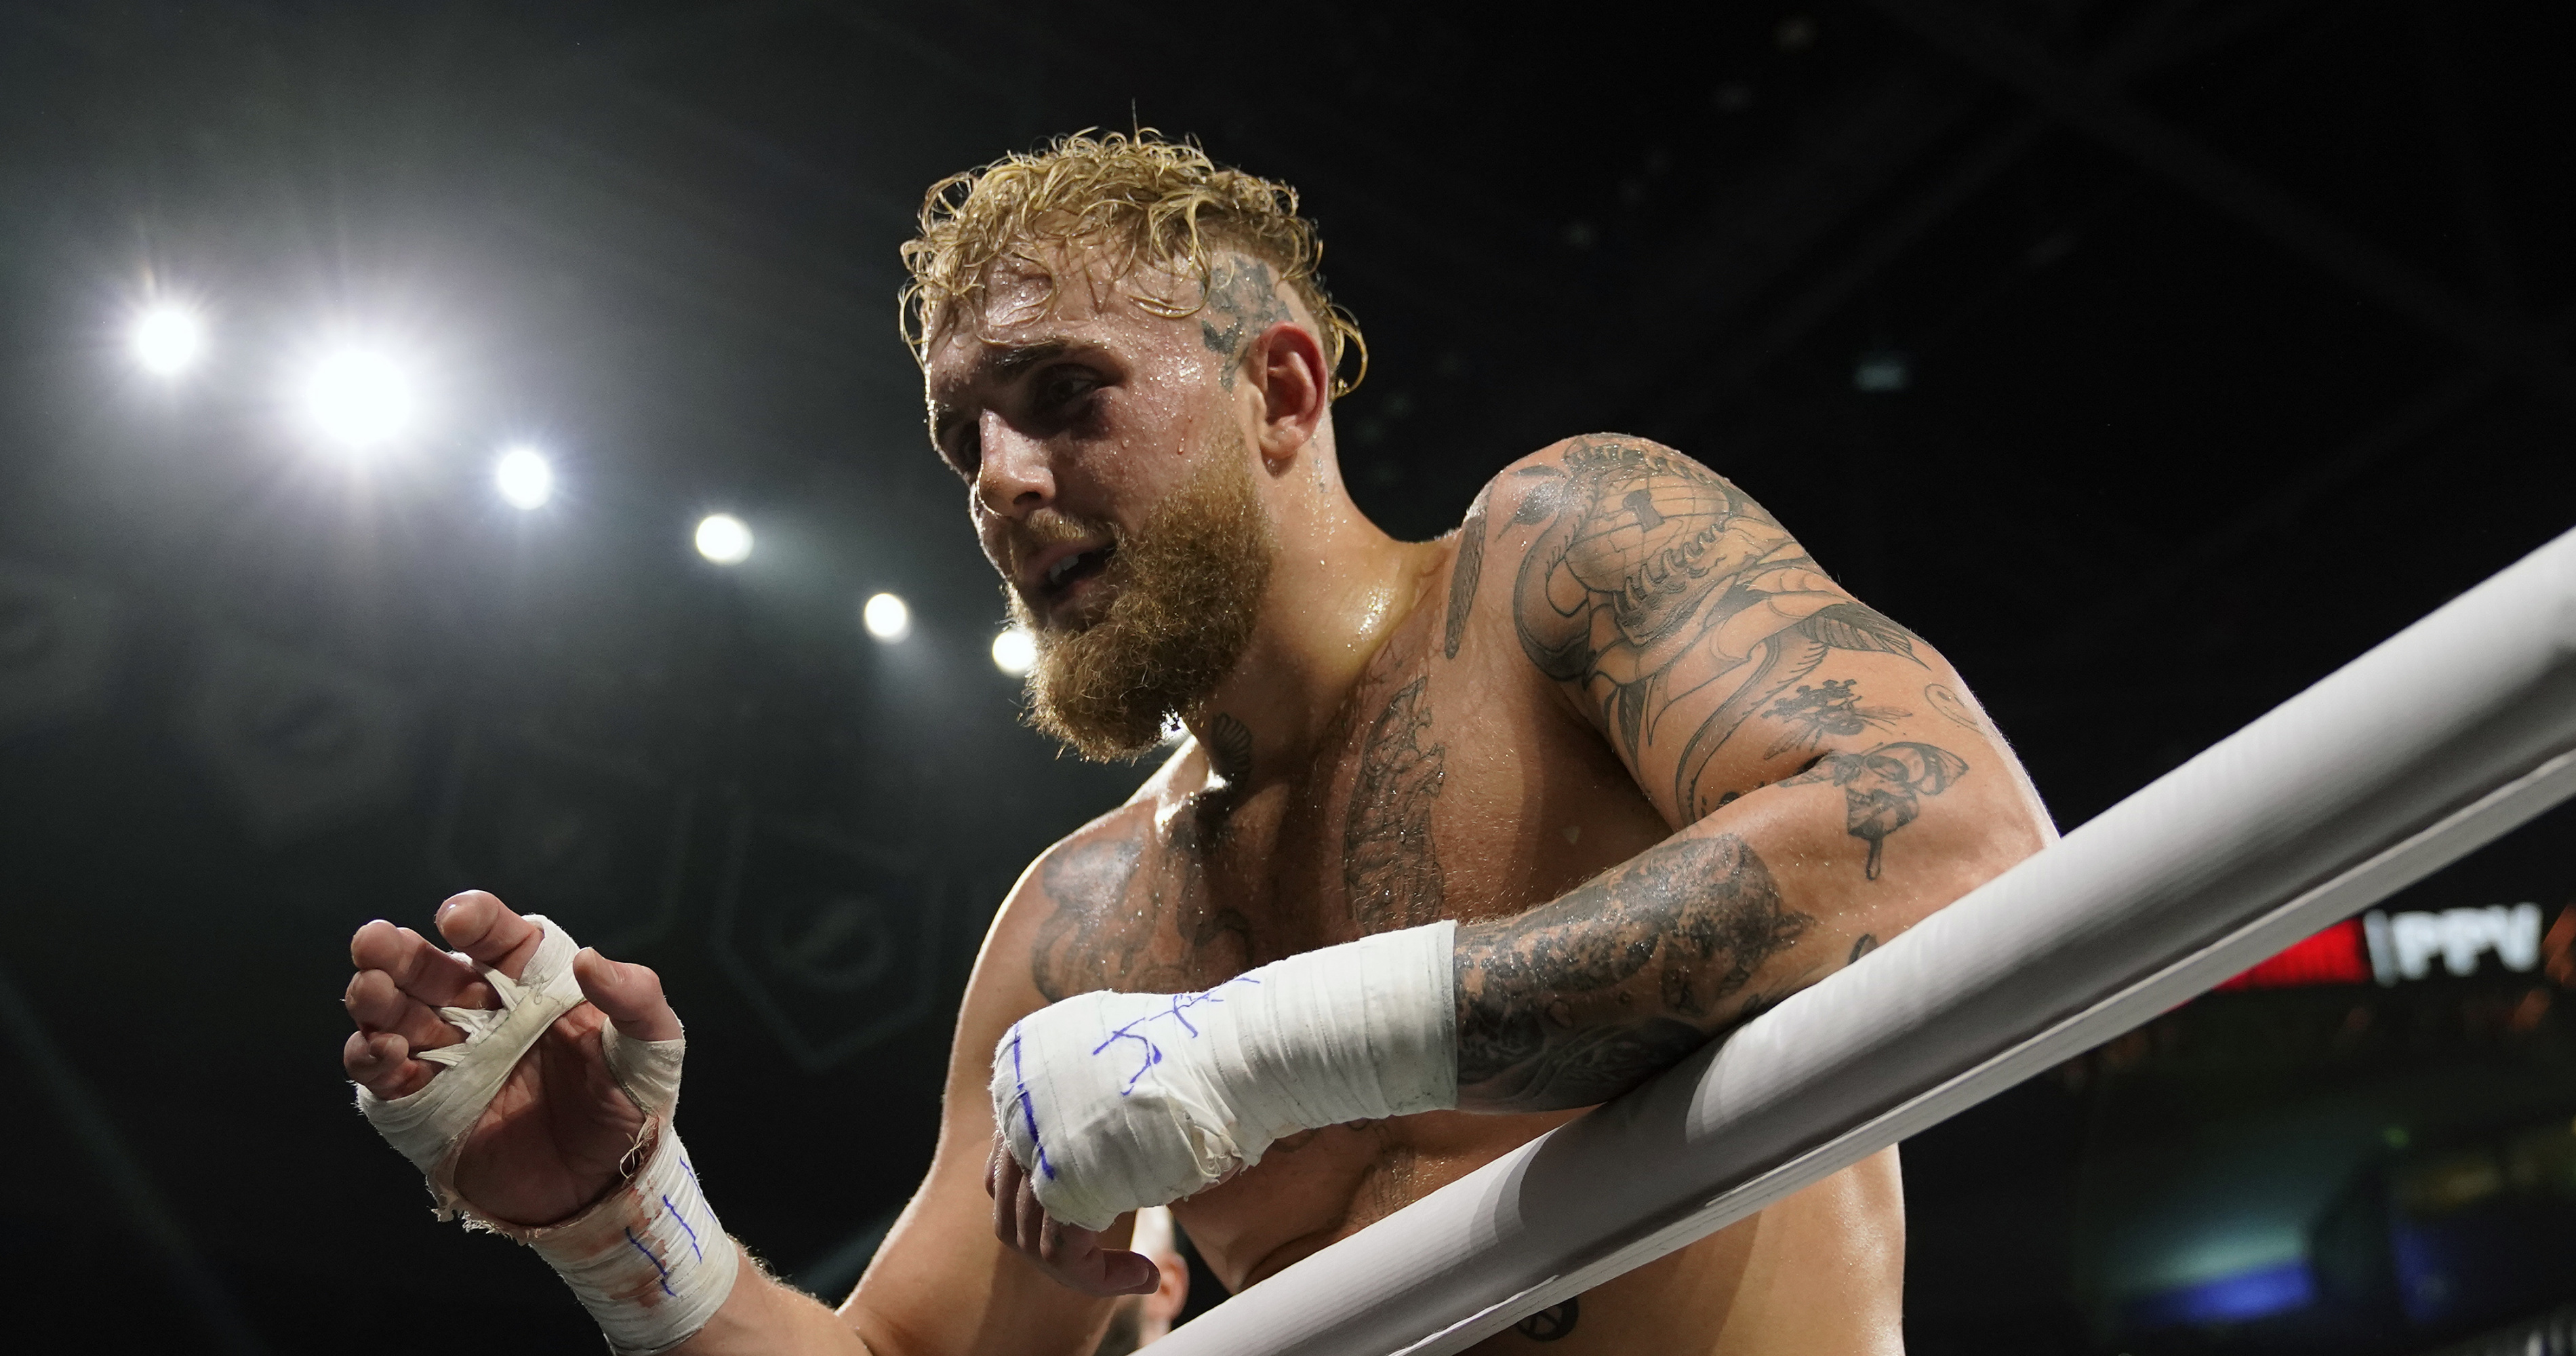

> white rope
[1152,525,2576,1356]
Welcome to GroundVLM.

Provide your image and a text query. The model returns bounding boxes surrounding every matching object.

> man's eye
[1037,369,1098,409]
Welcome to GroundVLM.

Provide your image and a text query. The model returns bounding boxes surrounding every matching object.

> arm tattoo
[1344,677,1449,930]
[1032,828,1251,1001]
[1197,258,1293,391]
[1506,438,1924,819]
[1453,833,1812,1111]
[1781,741,1970,880]
[1761,678,1908,759]
[1445,489,1492,660]
[1762,680,1906,763]
[1923,682,1987,735]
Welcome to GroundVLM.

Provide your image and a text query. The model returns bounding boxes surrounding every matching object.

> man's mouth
[1034,543,1117,607]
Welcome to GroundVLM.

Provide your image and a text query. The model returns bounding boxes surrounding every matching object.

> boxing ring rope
[1154,526,2576,1356]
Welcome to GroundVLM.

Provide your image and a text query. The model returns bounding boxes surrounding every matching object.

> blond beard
[1011,430,1274,761]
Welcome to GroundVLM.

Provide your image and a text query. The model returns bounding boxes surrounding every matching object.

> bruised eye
[1034,366,1100,412]
[941,424,981,479]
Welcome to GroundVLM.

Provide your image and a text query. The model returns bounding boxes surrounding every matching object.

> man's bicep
[1472,434,1933,823]
[835,854,1124,1355]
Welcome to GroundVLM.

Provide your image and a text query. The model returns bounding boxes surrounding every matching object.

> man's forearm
[1451,761,2010,1113]
[678,1261,877,1356]
[1453,826,1809,1112]
[990,747,2028,1223]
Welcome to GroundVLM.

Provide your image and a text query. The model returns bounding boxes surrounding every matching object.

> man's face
[923,243,1278,759]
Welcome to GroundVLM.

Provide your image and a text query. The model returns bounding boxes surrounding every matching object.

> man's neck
[1190,493,1445,784]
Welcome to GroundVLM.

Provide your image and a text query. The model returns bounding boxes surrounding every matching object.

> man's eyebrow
[930,340,1075,447]
[984,339,1071,381]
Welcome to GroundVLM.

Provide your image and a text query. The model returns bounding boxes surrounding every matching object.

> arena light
[1853,349,1911,393]
[2217,904,2551,991]
[300,348,416,450]
[129,304,205,376]
[990,625,1036,675]
[494,445,553,510]
[694,513,752,565]
[862,593,911,641]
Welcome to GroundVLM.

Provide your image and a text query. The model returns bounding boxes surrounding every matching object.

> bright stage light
[129,305,205,376]
[494,445,553,510]
[302,349,416,449]
[695,513,752,564]
[863,592,911,641]
[990,625,1036,675]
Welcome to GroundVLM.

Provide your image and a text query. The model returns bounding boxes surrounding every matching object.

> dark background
[1,1,2571,1351]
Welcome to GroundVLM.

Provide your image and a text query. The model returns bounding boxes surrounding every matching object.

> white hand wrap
[992,920,1458,1231]
[355,915,738,1355]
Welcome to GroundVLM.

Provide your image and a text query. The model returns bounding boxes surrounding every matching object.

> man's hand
[340,890,682,1228]
[986,1131,1159,1297]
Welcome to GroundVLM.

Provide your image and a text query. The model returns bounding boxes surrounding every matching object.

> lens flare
[864,593,912,641]
[302,349,416,450]
[494,446,553,509]
[129,305,205,376]
[695,513,752,564]
[990,625,1036,675]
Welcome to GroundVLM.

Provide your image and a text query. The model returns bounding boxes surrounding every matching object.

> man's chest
[1027,643,1674,1005]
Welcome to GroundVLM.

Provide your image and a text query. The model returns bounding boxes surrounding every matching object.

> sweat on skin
[340,197,2053,1356]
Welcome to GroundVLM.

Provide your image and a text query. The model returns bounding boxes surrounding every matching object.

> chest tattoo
[1032,795,1263,1002]
[1205,712,1255,782]
[1344,676,1450,931]
[1514,1298,1578,1342]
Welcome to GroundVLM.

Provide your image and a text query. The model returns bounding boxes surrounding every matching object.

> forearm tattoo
[1453,833,1813,1111]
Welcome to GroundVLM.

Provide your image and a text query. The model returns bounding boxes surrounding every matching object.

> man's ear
[1245,321,1330,465]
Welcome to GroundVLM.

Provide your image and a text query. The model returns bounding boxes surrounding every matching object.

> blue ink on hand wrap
[1006,1028,1058,1180]
[624,1227,677,1298]
[1091,977,1260,1096]
[662,1194,704,1262]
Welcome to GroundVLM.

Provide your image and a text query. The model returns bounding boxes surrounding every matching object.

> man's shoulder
[975,799,1161,1008]
[1457,432,1727,520]
[1003,741,1199,913]
[1020,799,1158,902]
[1025,737,1199,855]
[1439,433,1751,663]
[1448,433,1758,574]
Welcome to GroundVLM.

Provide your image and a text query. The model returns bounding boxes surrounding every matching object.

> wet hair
[899,129,1367,397]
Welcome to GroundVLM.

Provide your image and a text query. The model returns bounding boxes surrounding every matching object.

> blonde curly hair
[900,130,1367,398]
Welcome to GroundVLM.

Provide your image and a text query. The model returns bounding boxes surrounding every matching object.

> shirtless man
[339,132,2053,1355]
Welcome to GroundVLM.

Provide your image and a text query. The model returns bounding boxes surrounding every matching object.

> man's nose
[975,412,1054,519]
